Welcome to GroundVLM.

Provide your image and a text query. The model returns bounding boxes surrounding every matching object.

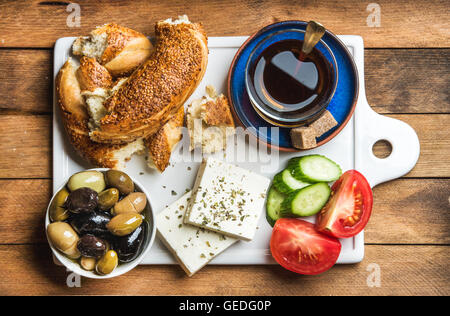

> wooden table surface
[0,0,449,296]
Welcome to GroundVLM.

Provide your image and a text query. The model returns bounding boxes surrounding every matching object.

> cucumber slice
[266,186,286,226]
[280,183,331,217]
[288,155,342,183]
[273,168,311,194]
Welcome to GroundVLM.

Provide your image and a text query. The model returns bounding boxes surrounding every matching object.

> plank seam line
[377,112,450,115]
[0,178,52,180]
[0,110,52,116]
[0,47,51,51]
[365,243,450,247]
[366,47,450,50]
[399,177,450,180]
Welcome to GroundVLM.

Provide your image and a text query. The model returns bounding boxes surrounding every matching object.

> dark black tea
[250,39,334,115]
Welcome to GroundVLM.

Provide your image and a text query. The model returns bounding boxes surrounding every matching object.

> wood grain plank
[0,244,448,295]
[0,115,51,178]
[1,49,448,114]
[0,0,448,48]
[1,178,448,245]
[366,49,450,114]
[0,179,51,244]
[0,50,51,113]
[0,114,448,179]
[366,179,450,244]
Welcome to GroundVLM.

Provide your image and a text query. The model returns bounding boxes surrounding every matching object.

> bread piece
[310,110,338,137]
[89,16,208,144]
[56,59,144,169]
[290,126,317,149]
[73,23,153,77]
[82,77,128,127]
[76,56,113,92]
[202,86,234,127]
[144,106,184,173]
[187,85,235,153]
[75,56,114,126]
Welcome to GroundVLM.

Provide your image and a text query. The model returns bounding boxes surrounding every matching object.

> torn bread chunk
[144,106,184,173]
[290,126,317,150]
[157,192,238,277]
[310,110,338,137]
[184,157,270,241]
[81,78,128,128]
[163,15,191,25]
[73,33,107,61]
[110,138,145,170]
[187,85,235,153]
[85,95,108,127]
[76,56,112,92]
[75,57,113,127]
[72,23,153,77]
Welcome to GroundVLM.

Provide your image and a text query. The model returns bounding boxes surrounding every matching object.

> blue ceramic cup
[245,28,338,127]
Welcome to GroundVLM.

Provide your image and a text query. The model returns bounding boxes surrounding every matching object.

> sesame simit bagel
[89,16,208,144]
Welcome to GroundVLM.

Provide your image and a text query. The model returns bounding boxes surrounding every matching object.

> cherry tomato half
[316,170,373,238]
[270,218,341,275]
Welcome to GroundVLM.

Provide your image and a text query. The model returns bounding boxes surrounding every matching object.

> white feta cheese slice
[184,157,271,241]
[156,192,238,277]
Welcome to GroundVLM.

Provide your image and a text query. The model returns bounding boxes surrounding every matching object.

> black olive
[77,234,107,258]
[64,187,98,214]
[113,222,146,263]
[70,210,111,236]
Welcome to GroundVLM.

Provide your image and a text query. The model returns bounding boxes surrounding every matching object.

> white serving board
[53,36,420,265]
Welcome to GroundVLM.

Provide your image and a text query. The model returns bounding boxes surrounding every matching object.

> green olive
[105,170,134,195]
[67,171,105,193]
[96,250,118,275]
[80,256,96,271]
[47,222,80,259]
[98,188,119,210]
[106,213,143,236]
[49,188,70,222]
[112,192,147,215]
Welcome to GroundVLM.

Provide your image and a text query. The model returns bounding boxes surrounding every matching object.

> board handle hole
[372,140,392,159]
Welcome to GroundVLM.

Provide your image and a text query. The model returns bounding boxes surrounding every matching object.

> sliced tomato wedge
[270,218,341,275]
[316,170,373,238]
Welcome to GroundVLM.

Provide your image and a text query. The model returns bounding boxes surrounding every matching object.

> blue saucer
[227,21,359,151]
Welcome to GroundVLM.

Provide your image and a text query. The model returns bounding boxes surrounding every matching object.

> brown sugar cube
[310,110,338,137]
[290,127,317,149]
